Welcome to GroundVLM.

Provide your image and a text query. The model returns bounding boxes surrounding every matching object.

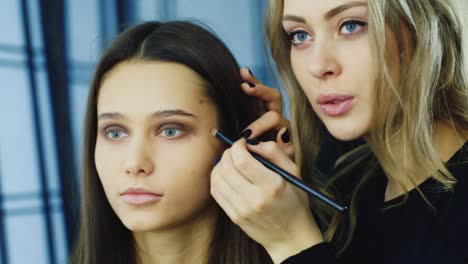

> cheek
[94,141,106,180]
[95,140,107,170]
[339,42,375,111]
[158,138,219,196]
[153,140,219,223]
[291,50,317,100]
[94,140,120,192]
[291,50,305,83]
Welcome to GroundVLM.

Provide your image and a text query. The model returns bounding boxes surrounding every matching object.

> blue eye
[106,130,127,140]
[290,30,312,45]
[161,128,182,138]
[340,20,367,35]
[345,23,357,32]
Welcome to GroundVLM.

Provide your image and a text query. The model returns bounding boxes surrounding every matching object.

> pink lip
[121,188,162,205]
[316,94,354,117]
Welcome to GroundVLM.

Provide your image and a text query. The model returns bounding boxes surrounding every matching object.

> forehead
[97,61,210,114]
[283,0,367,16]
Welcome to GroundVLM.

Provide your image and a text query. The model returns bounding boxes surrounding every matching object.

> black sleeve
[281,242,339,264]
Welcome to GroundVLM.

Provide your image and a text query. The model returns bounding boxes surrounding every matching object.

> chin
[329,130,362,141]
[118,212,170,232]
[322,120,367,142]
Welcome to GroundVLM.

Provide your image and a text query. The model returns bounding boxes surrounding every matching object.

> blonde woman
[211,0,468,263]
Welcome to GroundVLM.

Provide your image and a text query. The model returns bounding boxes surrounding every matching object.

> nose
[124,137,154,176]
[307,39,342,80]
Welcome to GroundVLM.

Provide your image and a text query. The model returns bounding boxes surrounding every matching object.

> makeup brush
[210,128,348,213]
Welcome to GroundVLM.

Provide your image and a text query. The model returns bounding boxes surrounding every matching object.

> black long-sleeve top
[283,142,468,264]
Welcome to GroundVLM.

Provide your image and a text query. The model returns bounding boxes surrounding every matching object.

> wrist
[265,230,324,263]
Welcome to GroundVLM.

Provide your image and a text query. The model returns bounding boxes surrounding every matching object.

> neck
[433,120,467,161]
[382,120,467,201]
[134,203,219,264]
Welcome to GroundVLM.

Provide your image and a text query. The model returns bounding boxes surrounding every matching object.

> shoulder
[443,143,468,212]
[447,142,467,183]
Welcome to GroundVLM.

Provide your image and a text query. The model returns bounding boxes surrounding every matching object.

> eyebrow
[282,15,306,23]
[325,1,367,20]
[282,1,367,23]
[97,109,198,121]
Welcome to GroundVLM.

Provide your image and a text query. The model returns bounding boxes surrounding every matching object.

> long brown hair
[265,0,468,255]
[69,21,273,264]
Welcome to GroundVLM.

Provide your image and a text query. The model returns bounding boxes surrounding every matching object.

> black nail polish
[248,68,254,77]
[247,82,255,88]
[246,138,260,145]
[281,129,290,143]
[240,129,252,138]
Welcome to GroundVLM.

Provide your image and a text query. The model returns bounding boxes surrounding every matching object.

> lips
[316,94,354,117]
[121,187,163,205]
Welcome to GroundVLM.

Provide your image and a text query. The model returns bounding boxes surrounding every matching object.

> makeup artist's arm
[211,138,327,263]
[239,68,293,157]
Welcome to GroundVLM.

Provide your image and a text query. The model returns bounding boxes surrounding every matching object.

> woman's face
[95,61,222,232]
[283,0,399,141]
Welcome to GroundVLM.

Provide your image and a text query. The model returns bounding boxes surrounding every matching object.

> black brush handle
[215,131,348,213]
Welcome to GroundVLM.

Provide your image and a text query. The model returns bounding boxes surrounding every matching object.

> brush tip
[209,128,218,137]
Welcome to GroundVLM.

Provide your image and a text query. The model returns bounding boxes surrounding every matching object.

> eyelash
[156,125,186,139]
[339,19,368,38]
[288,19,368,47]
[101,125,128,141]
[289,30,311,48]
[99,124,188,141]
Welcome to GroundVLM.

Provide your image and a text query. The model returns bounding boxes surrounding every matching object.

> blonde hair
[265,0,468,255]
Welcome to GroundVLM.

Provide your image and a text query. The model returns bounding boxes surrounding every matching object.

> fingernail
[240,129,252,139]
[246,138,260,145]
[281,129,290,143]
[248,68,254,77]
[247,82,255,88]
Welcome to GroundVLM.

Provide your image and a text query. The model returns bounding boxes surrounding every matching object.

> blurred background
[0,1,467,264]
[0,0,273,263]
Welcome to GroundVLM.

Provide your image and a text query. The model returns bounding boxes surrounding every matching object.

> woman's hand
[239,68,293,158]
[211,139,324,263]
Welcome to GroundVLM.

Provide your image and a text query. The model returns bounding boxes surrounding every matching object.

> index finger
[241,83,283,113]
[240,68,282,113]
[243,110,290,139]
[230,138,296,187]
